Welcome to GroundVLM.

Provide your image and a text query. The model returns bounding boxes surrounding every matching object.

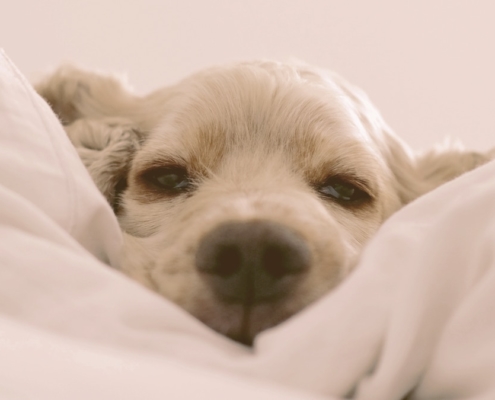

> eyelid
[317,174,372,193]
[138,156,188,171]
[338,176,373,197]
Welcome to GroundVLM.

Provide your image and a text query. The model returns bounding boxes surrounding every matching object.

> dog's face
[117,63,405,344]
[40,60,486,345]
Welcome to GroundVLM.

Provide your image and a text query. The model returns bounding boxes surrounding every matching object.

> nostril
[214,245,242,277]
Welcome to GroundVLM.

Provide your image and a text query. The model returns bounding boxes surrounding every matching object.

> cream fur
[36,61,493,344]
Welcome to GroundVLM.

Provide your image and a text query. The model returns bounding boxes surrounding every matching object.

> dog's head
[117,61,415,344]
[41,61,488,344]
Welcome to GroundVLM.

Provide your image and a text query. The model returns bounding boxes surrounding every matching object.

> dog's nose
[195,220,311,304]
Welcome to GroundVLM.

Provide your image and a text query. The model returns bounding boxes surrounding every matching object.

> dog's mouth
[231,296,307,346]
[225,305,257,346]
[199,300,299,347]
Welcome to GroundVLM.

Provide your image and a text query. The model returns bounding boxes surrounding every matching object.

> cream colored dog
[36,61,492,345]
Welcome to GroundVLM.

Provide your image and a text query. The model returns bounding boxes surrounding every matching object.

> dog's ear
[36,66,147,212]
[329,71,494,204]
[35,64,174,131]
[66,118,142,212]
[35,65,142,125]
[36,65,177,211]
[372,121,494,204]
[414,143,494,193]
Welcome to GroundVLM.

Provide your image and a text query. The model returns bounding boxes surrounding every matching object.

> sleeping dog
[36,61,492,345]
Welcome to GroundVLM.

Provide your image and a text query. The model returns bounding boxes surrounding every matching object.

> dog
[36,61,493,345]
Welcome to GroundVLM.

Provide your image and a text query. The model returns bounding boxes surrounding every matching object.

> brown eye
[142,166,191,194]
[317,177,370,205]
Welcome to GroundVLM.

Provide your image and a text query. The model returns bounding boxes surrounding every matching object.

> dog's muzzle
[195,220,311,305]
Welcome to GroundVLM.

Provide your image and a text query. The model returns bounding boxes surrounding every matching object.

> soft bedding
[1,49,494,400]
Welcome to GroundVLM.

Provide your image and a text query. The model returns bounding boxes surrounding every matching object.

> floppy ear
[413,142,495,192]
[373,116,494,204]
[35,65,142,126]
[36,65,175,211]
[65,118,142,212]
[330,72,494,204]
[35,66,147,211]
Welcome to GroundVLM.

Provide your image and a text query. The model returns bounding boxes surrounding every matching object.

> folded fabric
[1,49,494,400]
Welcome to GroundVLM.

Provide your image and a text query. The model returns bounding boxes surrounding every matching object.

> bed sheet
[1,49,495,400]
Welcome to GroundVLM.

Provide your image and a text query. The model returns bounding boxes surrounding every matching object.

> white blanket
[1,50,494,400]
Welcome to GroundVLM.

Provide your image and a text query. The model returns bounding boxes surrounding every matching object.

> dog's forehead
[140,63,382,174]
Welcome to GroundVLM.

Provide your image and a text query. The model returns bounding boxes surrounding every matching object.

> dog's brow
[332,173,374,194]
[138,156,188,171]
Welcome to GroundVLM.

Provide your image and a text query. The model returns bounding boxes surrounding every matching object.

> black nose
[195,220,311,304]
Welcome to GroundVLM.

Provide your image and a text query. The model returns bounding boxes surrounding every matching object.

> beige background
[2,0,494,151]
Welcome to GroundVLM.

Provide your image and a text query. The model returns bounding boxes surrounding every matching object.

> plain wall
[2,0,494,151]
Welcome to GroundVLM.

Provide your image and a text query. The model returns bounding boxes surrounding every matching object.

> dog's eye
[317,177,370,205]
[142,167,191,193]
